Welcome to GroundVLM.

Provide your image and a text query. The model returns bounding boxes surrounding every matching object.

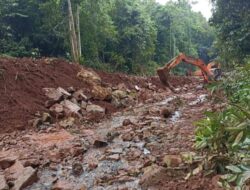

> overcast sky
[155,0,212,20]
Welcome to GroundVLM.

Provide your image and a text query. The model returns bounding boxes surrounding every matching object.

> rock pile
[0,153,38,190]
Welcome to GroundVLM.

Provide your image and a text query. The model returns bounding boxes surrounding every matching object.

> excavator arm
[157,53,213,88]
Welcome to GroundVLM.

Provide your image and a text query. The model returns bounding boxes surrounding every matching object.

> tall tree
[211,0,250,65]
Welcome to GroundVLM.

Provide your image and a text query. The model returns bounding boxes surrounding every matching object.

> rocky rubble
[32,82,137,130]
[0,61,223,190]
[0,154,38,190]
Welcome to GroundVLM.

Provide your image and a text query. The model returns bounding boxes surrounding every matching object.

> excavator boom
[157,53,214,88]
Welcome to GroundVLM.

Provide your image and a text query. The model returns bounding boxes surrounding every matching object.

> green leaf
[232,131,244,147]
[226,165,242,173]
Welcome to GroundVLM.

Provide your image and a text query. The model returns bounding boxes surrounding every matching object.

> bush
[195,63,250,189]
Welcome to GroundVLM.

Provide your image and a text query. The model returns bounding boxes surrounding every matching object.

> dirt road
[0,58,221,190]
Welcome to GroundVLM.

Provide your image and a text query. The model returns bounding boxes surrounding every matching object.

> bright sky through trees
[156,0,212,19]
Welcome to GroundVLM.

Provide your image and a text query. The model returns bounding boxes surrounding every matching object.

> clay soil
[0,57,191,133]
[0,57,222,190]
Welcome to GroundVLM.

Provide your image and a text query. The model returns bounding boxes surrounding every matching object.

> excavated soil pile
[0,57,87,132]
[0,57,192,133]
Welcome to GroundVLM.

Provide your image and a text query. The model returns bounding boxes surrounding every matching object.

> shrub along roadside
[195,62,250,189]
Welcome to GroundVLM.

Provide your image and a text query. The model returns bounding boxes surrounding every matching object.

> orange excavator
[157,53,221,89]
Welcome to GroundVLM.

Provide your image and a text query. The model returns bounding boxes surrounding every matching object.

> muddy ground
[0,57,222,190]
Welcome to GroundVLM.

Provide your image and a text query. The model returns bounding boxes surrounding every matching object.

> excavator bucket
[157,63,176,91]
[157,57,177,87]
[157,67,170,86]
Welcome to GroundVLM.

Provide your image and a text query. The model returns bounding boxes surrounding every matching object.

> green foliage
[195,63,250,189]
[0,0,215,74]
[211,0,250,65]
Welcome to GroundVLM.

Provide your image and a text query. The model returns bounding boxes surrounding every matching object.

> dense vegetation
[195,1,250,188]
[0,0,214,74]
[210,0,250,66]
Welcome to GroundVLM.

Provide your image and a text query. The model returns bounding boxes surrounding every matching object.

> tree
[211,0,250,65]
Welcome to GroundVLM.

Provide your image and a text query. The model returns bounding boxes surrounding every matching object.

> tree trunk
[67,0,79,63]
[76,4,82,58]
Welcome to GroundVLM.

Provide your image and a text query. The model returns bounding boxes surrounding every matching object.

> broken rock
[72,162,83,176]
[163,155,182,168]
[59,117,75,128]
[93,140,108,148]
[161,108,173,118]
[0,155,17,170]
[107,154,120,161]
[52,180,75,190]
[14,167,38,190]
[61,100,81,114]
[112,90,127,99]
[4,161,25,182]
[88,161,98,170]
[73,90,88,101]
[77,69,101,85]
[49,104,64,115]
[57,87,71,97]
[4,161,38,190]
[91,85,112,101]
[139,165,165,187]
[122,119,132,126]
[43,87,70,102]
[42,112,52,123]
[0,175,8,190]
[86,104,105,114]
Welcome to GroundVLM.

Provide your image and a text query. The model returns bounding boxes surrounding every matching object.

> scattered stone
[0,175,8,190]
[135,85,140,91]
[112,90,127,99]
[70,147,86,157]
[22,159,40,168]
[61,100,81,114]
[73,90,88,101]
[91,85,112,101]
[57,87,71,97]
[14,167,38,190]
[77,69,101,85]
[88,161,98,170]
[42,113,52,123]
[32,118,43,128]
[107,148,123,154]
[93,140,108,148]
[59,117,75,128]
[67,86,75,93]
[0,156,17,170]
[196,85,203,90]
[43,88,63,102]
[49,104,64,115]
[4,161,25,182]
[72,162,83,176]
[139,165,165,187]
[47,151,62,163]
[163,155,182,168]
[161,108,172,118]
[122,119,132,126]
[121,132,134,141]
[77,184,87,190]
[52,180,75,190]
[45,100,55,108]
[86,104,105,114]
[108,154,120,161]
[80,101,87,109]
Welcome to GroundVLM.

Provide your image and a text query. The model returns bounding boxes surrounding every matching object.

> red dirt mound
[0,57,193,133]
[0,57,88,133]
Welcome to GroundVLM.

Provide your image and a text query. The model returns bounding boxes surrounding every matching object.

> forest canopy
[2,0,250,73]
